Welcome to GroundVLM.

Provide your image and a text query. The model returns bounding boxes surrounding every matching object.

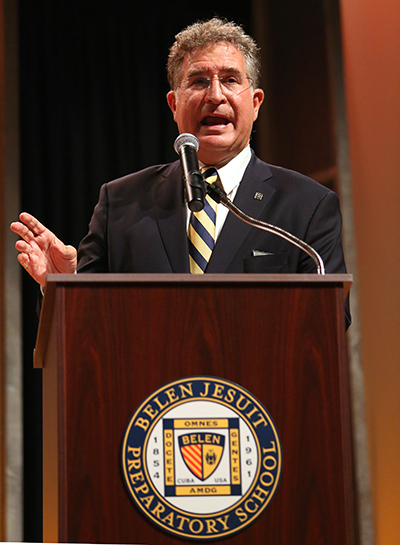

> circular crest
[121,376,282,540]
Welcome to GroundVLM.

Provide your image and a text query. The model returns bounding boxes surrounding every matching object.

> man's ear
[166,90,177,119]
[252,88,264,122]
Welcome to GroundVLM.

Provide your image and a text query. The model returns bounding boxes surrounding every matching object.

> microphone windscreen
[174,133,199,154]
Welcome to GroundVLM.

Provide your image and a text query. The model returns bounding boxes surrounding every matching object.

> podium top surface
[44,272,352,288]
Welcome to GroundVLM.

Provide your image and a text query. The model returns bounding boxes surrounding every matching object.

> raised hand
[10,212,77,286]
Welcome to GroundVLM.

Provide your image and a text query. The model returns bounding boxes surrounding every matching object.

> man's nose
[205,77,227,103]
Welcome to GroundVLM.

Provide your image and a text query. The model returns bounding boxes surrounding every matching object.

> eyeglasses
[182,74,253,96]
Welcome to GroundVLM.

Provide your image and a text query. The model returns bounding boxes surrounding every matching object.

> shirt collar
[200,146,251,197]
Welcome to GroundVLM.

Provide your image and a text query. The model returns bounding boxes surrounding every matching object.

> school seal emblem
[121,376,282,540]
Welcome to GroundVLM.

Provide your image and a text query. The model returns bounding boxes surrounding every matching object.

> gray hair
[167,18,261,90]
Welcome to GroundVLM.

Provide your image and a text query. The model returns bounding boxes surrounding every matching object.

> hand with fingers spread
[10,212,78,286]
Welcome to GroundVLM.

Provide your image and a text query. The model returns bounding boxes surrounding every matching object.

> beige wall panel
[340,0,400,543]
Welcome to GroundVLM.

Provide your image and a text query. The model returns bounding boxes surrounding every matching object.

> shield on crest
[178,433,225,481]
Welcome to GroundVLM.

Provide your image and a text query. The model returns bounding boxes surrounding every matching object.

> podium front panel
[38,274,354,544]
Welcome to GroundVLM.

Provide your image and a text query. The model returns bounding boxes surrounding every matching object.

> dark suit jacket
[78,151,348,277]
[77,151,350,327]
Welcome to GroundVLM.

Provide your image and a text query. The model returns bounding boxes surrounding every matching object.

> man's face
[167,42,264,168]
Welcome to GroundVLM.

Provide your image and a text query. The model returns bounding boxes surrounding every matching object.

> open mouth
[201,115,230,126]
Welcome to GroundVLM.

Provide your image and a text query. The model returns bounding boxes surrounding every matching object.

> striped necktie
[188,166,218,274]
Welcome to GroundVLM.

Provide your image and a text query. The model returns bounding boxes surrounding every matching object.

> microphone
[174,133,206,212]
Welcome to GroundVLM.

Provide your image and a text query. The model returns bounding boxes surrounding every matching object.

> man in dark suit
[76,153,345,277]
[10,18,349,322]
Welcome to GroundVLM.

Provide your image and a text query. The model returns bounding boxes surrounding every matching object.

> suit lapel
[152,162,190,273]
[150,154,275,274]
[207,154,275,273]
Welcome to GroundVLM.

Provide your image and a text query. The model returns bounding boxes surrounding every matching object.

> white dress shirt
[187,145,252,239]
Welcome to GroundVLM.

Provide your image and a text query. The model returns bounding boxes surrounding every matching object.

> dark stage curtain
[18,1,253,539]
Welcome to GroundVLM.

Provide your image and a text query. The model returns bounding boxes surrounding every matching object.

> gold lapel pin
[254,192,263,201]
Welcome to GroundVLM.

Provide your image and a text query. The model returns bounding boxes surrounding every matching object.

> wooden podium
[35,273,355,544]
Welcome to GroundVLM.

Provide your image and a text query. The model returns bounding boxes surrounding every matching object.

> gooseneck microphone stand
[205,182,326,276]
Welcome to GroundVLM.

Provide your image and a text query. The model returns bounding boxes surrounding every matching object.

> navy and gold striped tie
[188,167,218,274]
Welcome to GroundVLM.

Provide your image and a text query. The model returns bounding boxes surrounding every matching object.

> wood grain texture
[39,275,355,544]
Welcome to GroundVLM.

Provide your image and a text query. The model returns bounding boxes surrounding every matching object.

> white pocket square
[251,250,273,257]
